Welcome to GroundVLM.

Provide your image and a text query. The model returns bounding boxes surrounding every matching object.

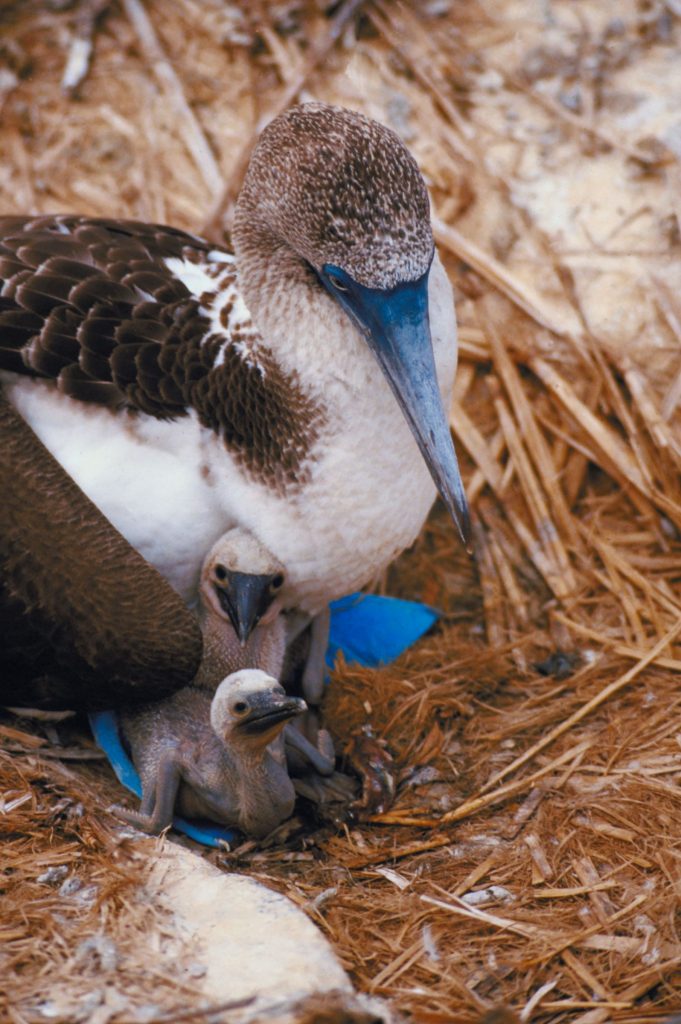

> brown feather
[76,316,118,354]
[0,215,321,490]
[0,388,202,709]
[39,256,101,282]
[57,364,123,407]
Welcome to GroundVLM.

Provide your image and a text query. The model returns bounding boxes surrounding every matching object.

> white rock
[147,843,392,1022]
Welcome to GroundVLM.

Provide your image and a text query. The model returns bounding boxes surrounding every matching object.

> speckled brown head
[235,103,434,290]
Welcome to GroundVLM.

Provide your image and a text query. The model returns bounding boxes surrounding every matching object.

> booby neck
[229,205,434,468]
[231,188,367,405]
[230,103,469,542]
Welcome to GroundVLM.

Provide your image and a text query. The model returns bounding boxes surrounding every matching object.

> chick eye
[271,573,284,591]
[329,276,348,292]
[233,700,248,715]
[214,564,227,582]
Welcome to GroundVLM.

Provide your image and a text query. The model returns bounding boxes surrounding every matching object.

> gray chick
[193,527,288,687]
[118,669,305,837]
[193,528,336,777]
[194,528,331,708]
[116,530,334,835]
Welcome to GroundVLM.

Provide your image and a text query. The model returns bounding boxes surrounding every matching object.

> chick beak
[239,692,306,737]
[215,571,280,646]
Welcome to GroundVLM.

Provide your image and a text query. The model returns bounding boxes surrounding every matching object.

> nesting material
[0,746,213,1022]
[2,1,681,1021]
[0,746,385,1023]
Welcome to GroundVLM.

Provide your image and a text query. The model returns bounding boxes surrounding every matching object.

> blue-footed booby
[0,102,468,706]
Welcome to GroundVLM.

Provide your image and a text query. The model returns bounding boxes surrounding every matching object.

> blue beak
[321,263,471,548]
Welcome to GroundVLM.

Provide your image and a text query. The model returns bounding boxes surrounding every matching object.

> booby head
[200,528,286,646]
[235,102,470,547]
[211,669,306,749]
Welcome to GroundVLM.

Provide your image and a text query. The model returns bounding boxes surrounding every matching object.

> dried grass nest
[2,1,681,1022]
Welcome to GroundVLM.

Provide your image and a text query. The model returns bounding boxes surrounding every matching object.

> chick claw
[109,802,166,836]
[345,725,396,817]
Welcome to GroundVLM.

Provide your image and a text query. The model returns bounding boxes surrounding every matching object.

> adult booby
[0,103,468,705]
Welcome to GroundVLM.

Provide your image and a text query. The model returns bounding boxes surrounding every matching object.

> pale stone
[147,842,391,1023]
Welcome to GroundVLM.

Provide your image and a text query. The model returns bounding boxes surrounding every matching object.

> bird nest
[2,1,681,1021]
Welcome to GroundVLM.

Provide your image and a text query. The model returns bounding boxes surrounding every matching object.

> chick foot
[344,725,396,817]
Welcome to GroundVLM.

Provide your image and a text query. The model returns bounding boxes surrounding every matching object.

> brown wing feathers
[1,220,176,408]
[0,215,214,412]
[0,214,321,488]
[0,387,203,709]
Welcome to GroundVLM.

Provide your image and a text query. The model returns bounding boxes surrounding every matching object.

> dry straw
[1,1,681,1021]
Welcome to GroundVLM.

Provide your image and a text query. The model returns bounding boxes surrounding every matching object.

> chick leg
[284,723,335,776]
[112,755,181,835]
[300,607,330,705]
[345,725,396,816]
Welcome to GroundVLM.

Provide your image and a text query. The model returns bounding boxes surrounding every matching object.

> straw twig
[434,217,581,340]
[489,378,575,599]
[478,617,681,796]
[369,1,474,159]
[480,297,581,550]
[202,0,366,236]
[121,0,224,198]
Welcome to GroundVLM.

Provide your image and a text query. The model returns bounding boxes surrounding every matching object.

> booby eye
[232,700,248,715]
[271,573,284,591]
[321,264,352,295]
[214,564,227,582]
